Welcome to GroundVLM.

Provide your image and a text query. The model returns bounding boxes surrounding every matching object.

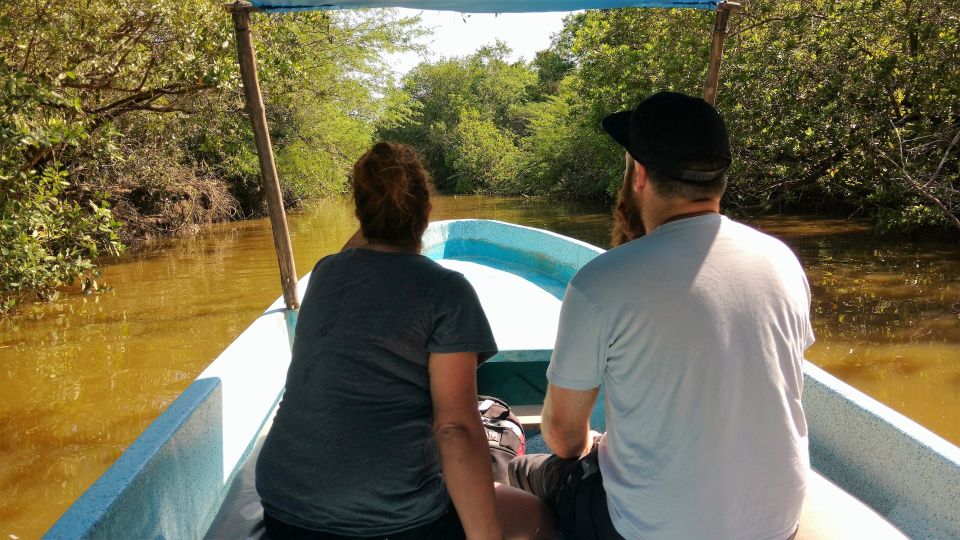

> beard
[611,159,645,247]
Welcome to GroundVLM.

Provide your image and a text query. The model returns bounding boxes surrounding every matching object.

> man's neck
[661,210,718,226]
[642,199,720,233]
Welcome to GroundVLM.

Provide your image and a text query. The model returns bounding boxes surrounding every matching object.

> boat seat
[206,412,906,540]
[513,404,544,431]
[796,472,907,539]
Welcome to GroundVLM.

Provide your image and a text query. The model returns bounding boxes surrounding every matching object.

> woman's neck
[361,241,417,254]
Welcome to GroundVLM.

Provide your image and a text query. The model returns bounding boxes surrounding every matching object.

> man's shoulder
[722,216,776,239]
[569,242,644,292]
[570,217,802,291]
[722,218,799,259]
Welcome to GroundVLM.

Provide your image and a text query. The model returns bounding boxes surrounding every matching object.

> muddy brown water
[1,195,958,538]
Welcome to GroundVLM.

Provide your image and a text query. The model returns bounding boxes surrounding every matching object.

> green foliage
[556,1,960,229]
[0,1,422,310]
[516,81,615,197]
[0,167,121,308]
[0,61,123,310]
[229,10,424,204]
[379,42,534,192]
[383,2,960,234]
[721,0,959,228]
[4,0,957,311]
[447,108,520,194]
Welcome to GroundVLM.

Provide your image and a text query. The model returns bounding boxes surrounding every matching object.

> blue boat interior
[424,220,605,412]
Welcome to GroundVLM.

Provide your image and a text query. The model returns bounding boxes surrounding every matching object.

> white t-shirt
[547,214,813,540]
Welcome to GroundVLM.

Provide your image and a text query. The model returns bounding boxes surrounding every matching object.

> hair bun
[352,142,432,250]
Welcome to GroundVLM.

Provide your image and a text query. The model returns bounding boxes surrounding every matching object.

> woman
[256,142,554,540]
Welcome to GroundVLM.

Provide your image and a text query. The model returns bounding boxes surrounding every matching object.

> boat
[44,218,958,539]
[43,0,960,538]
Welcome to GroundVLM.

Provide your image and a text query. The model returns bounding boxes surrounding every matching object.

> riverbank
[2,195,958,539]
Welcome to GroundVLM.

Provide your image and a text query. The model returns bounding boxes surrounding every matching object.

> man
[509,91,813,540]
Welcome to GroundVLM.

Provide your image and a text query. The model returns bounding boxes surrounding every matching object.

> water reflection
[1,199,958,539]
[750,216,960,443]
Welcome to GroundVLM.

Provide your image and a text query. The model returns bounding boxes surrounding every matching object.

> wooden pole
[228,2,300,310]
[703,1,741,106]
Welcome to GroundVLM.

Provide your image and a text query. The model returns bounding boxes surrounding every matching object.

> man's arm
[541,383,600,459]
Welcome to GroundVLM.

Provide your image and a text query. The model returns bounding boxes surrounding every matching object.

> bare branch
[873,137,960,234]
[134,54,158,93]
[930,126,960,185]
[732,12,829,37]
[20,0,56,71]
[891,119,907,169]
[127,105,198,114]
[100,16,157,86]
[88,83,213,117]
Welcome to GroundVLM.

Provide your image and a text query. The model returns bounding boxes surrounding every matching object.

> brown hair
[352,142,432,251]
[611,157,645,247]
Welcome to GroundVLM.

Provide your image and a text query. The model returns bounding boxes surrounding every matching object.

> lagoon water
[1,195,959,538]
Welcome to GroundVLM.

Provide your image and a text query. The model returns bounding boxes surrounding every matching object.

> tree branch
[930,126,960,185]
[873,136,960,234]
[732,12,829,37]
[20,0,56,72]
[88,83,213,118]
[99,16,157,86]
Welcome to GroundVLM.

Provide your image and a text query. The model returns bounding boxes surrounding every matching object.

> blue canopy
[248,1,718,13]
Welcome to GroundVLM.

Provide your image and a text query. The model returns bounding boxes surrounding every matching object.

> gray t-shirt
[256,248,497,535]
[549,214,813,540]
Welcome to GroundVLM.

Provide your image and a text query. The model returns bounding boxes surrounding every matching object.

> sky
[386,9,574,75]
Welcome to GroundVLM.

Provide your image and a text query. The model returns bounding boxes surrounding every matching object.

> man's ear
[633,162,648,194]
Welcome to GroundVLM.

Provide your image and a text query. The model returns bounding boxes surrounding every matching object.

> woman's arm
[429,351,503,540]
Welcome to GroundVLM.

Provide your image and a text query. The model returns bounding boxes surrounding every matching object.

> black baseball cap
[602,91,731,182]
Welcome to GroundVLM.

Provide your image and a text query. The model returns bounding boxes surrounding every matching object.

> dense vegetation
[381,1,960,231]
[1,1,420,310]
[2,0,958,311]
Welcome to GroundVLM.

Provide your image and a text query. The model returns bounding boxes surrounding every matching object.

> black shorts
[262,506,465,540]
[508,447,625,540]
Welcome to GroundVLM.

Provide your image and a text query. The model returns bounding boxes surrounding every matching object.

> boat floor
[205,415,907,540]
[436,259,561,351]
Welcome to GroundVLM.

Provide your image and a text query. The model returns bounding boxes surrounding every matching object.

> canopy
[248,1,719,13]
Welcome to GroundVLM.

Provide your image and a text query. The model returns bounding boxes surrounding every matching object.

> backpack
[478,395,525,484]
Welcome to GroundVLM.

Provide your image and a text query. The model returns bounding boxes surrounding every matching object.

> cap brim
[601,110,633,153]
